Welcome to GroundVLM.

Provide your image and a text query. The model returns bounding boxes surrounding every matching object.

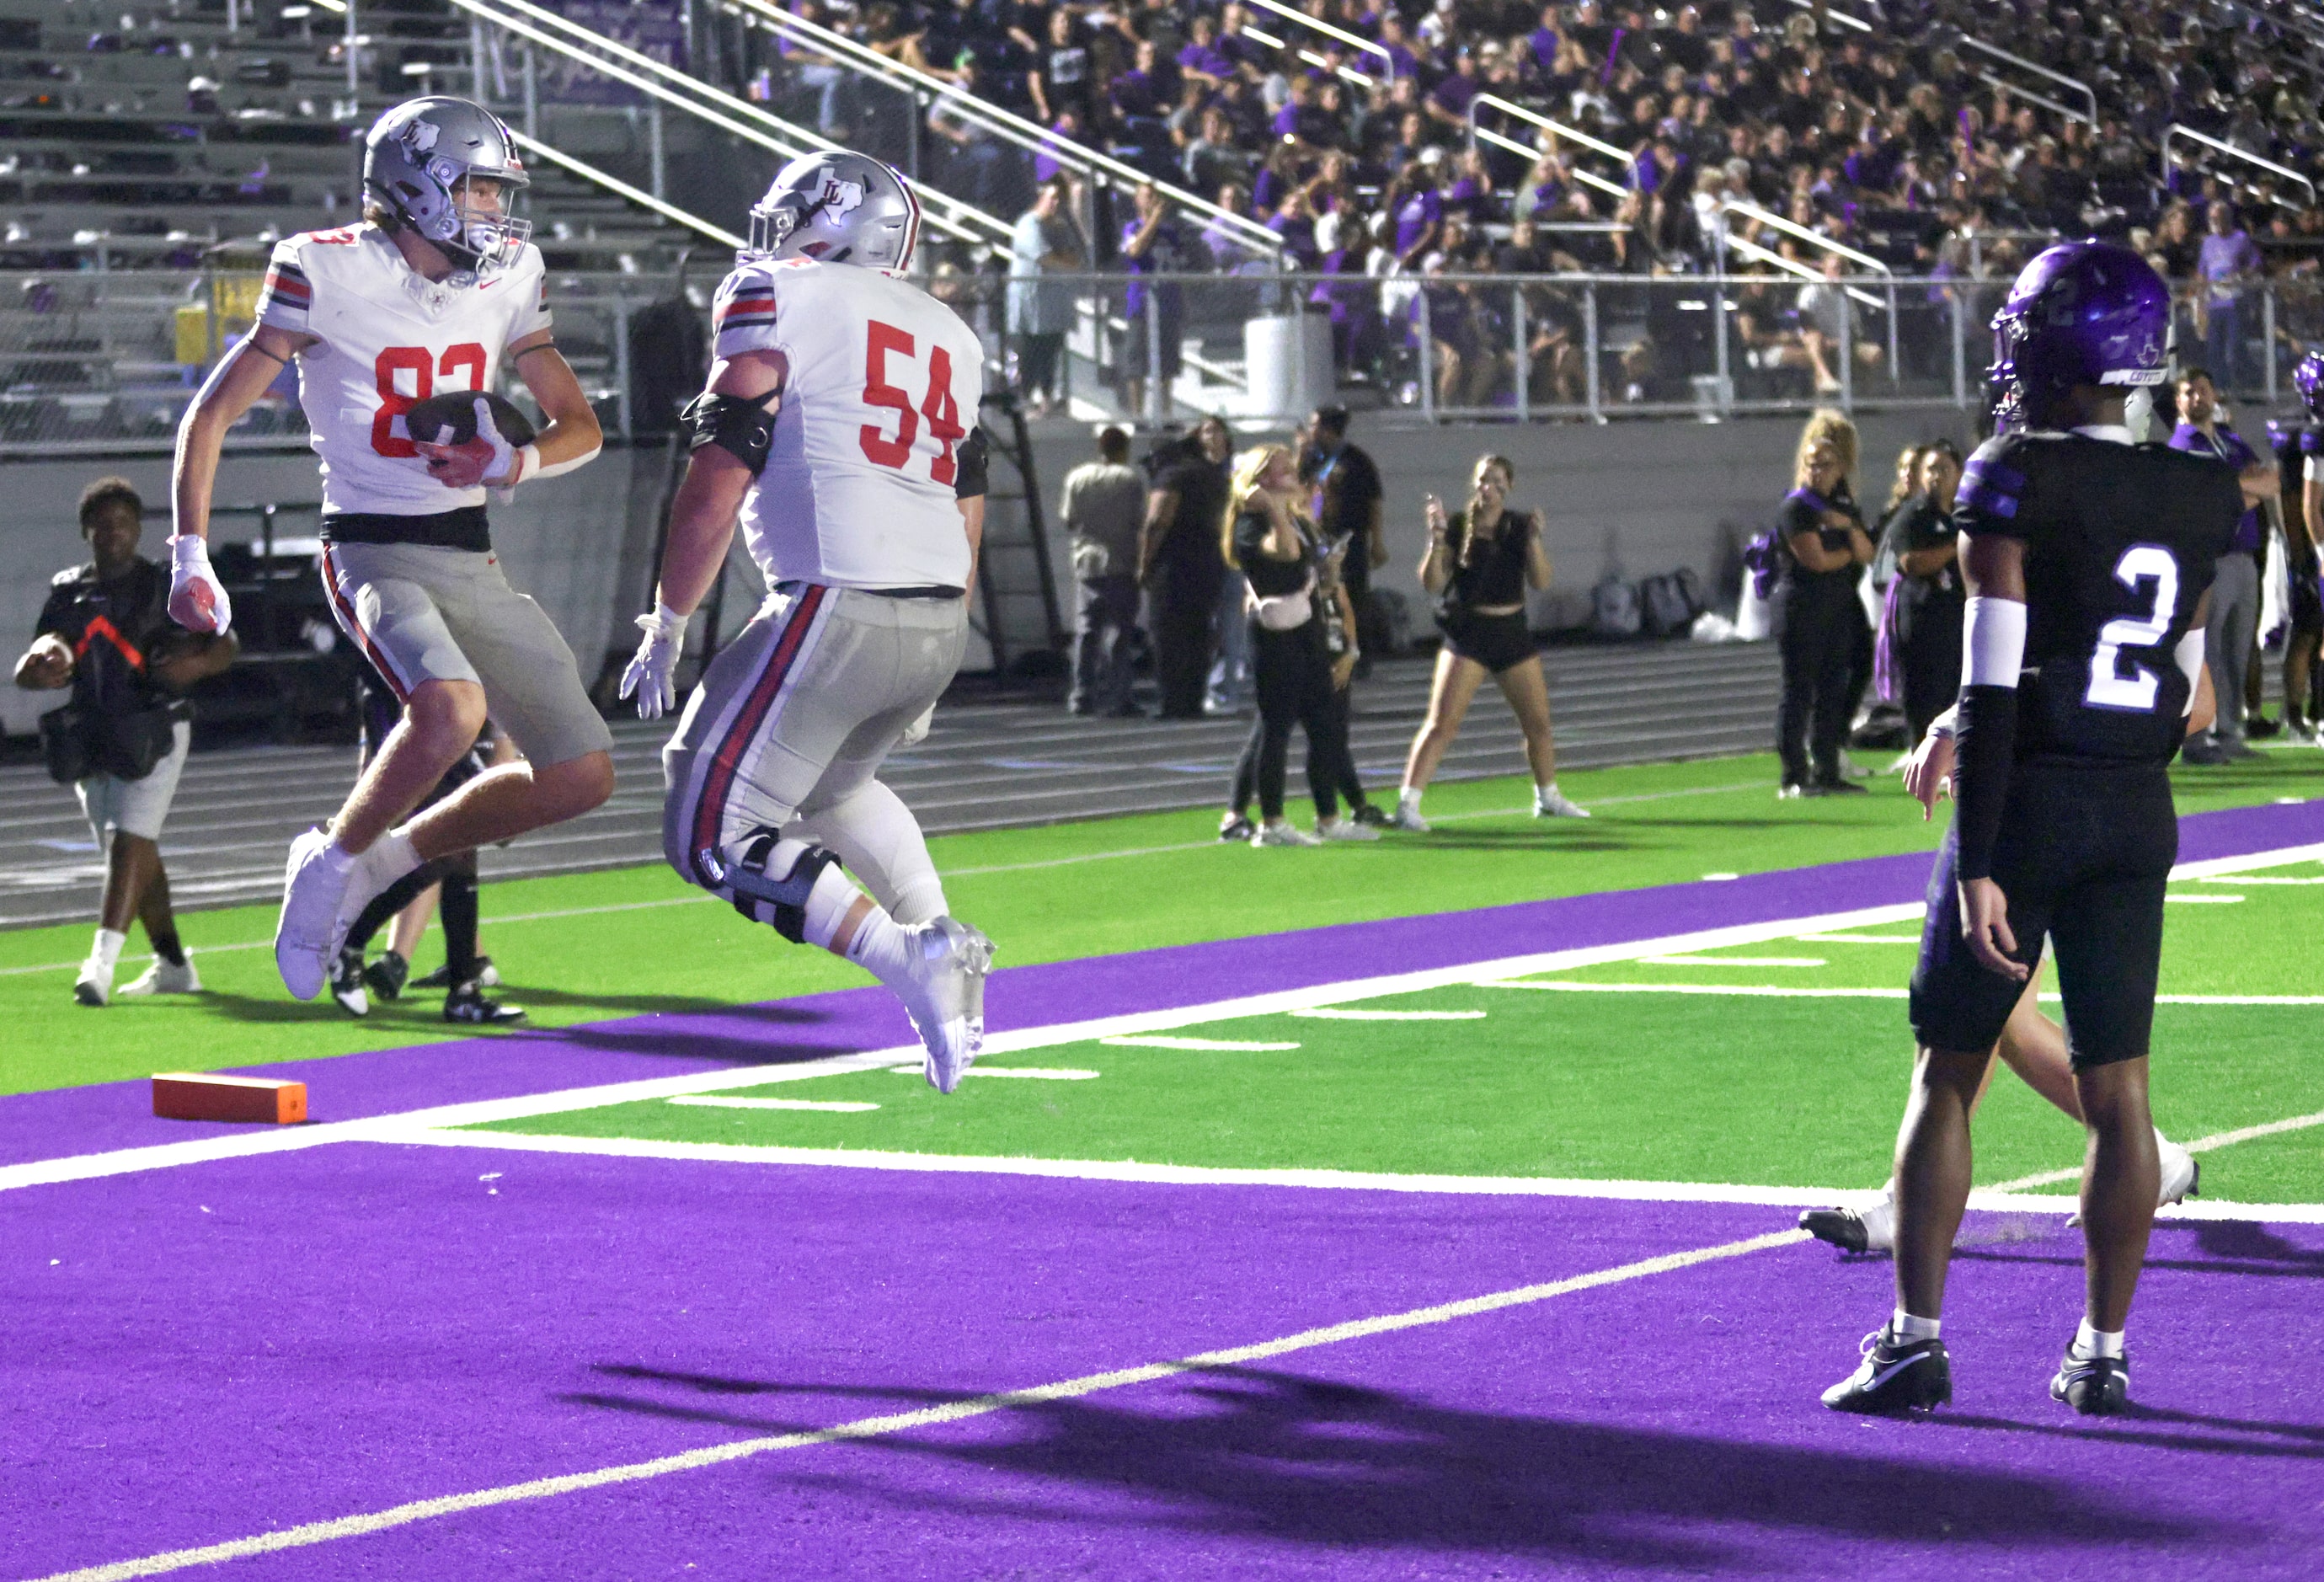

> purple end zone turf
[4,1148,2317,1580]
[3,797,2316,1168]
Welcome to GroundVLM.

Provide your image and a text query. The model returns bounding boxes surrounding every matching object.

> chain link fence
[4,265,2316,454]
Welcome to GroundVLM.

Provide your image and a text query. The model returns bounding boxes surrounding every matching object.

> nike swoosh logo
[1867,1353,1932,1389]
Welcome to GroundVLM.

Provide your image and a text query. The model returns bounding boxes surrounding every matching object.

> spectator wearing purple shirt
[1390,154,1446,266]
[1120,183,1187,418]
[1425,48,1482,131]
[2170,366,2283,762]
[2198,201,2263,391]
[1177,15,1234,88]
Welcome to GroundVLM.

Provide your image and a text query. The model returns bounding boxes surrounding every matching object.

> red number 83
[858,320,964,486]
[371,342,488,458]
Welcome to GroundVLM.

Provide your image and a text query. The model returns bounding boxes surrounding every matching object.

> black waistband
[776,580,965,601]
[321,505,493,552]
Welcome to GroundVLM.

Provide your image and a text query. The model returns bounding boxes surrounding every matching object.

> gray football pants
[662,583,966,925]
[2203,552,2259,747]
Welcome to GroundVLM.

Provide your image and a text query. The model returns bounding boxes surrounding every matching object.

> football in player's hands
[407,390,537,489]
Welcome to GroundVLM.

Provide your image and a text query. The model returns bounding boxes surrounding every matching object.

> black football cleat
[1823,1328,1952,1414]
[362,949,409,1002]
[1351,804,1390,828]
[444,979,526,1027]
[2050,1350,2129,1416]
[329,948,369,1018]
[1799,1205,1873,1253]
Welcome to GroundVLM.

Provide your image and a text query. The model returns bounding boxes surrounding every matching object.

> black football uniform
[2269,420,2324,636]
[1909,430,2242,1066]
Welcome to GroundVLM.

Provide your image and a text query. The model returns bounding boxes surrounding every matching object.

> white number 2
[2084,544,2180,712]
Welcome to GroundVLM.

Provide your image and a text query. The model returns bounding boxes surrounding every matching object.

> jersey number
[859,321,965,485]
[2084,544,2181,713]
[371,343,489,457]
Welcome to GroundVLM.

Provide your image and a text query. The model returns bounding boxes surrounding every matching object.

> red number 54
[859,320,964,485]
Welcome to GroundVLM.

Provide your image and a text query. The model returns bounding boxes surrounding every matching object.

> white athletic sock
[1397,785,1423,814]
[1892,1309,1941,1343]
[1535,781,1557,801]
[797,858,915,983]
[90,927,126,974]
[2073,1318,2124,1360]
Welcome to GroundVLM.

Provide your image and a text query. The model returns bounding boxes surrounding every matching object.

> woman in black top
[1390,454,1586,831]
[1880,438,1965,749]
[1217,444,1372,847]
[1774,432,1876,795]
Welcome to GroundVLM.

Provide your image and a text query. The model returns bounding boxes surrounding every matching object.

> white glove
[166,534,232,634]
[900,703,935,746]
[618,601,687,719]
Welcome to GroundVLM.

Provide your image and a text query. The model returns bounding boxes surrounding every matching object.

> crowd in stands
[772,0,2324,398]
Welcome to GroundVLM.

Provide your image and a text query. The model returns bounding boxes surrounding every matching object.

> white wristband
[2173,629,2206,716]
[1961,596,2027,689]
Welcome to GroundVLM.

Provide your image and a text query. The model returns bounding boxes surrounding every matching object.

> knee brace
[703,827,841,943]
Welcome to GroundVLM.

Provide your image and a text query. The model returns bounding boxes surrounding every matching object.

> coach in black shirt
[1138,415,1231,719]
[1301,406,1386,669]
[1775,438,1874,795]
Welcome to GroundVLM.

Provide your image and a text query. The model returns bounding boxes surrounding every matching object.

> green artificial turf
[480,874,2324,1200]
[0,746,2314,1102]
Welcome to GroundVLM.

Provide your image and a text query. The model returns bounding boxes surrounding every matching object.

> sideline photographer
[14,478,237,1005]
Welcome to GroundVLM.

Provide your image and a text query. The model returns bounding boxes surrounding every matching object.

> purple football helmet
[2295,350,2324,422]
[1988,241,2169,431]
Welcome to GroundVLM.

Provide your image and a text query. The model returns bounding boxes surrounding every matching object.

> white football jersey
[710,257,983,591]
[256,225,553,517]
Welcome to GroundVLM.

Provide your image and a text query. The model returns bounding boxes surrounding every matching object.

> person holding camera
[1390,454,1585,831]
[14,478,237,1005]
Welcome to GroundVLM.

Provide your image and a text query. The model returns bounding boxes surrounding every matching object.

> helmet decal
[745,152,920,273]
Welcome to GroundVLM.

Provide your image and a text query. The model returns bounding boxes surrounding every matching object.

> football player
[167,97,614,1004]
[619,152,993,1093]
[1796,685,2209,1257]
[1823,243,2241,1419]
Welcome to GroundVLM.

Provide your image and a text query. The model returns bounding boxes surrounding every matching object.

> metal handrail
[510,131,745,249]
[1957,37,2098,125]
[715,0,1285,259]
[1775,0,1874,32]
[1469,93,1637,177]
[1470,122,1628,201]
[1975,71,2092,127]
[2163,123,2319,208]
[1718,200,1892,276]
[446,0,1007,248]
[1237,23,1376,89]
[1720,232,1885,310]
[1241,0,1397,80]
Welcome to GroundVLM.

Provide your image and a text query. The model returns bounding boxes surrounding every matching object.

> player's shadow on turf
[1927,1410,2324,1459]
[562,1364,2231,1563]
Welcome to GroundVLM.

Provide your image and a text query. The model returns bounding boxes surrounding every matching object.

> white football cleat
[1386,804,1430,833]
[1251,820,1322,847]
[1316,816,1382,842]
[115,955,201,996]
[275,826,355,1001]
[895,916,991,1093]
[72,955,111,1007]
[1533,787,1592,819]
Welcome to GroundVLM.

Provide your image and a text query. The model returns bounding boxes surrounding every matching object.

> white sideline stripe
[376,1130,2324,1222]
[8,839,2321,1195]
[1100,1036,1301,1051]
[2196,875,2324,885]
[1795,933,1920,943]
[666,1097,878,1114]
[1639,954,1826,967]
[0,779,1779,978]
[1290,1007,1486,1021]
[24,1228,1803,1582]
[1488,981,2324,1006]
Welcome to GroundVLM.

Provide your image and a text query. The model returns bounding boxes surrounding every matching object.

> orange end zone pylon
[152,1073,308,1125]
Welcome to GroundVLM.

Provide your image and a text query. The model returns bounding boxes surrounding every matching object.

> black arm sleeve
[681,390,777,474]
[1951,683,2017,881]
[954,426,990,500]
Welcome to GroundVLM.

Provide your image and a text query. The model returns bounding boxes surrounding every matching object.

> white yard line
[1981,1107,2324,1194]
[1290,1007,1486,1021]
[375,1129,2324,1224]
[28,1227,1804,1582]
[1794,933,1920,943]
[1099,1036,1301,1051]
[666,1097,878,1114]
[1639,954,1827,967]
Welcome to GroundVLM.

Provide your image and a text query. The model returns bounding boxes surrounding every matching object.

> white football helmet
[745,152,922,272]
[364,95,532,281]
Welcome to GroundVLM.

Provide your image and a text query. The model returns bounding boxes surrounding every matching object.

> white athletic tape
[26,1228,1806,1582]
